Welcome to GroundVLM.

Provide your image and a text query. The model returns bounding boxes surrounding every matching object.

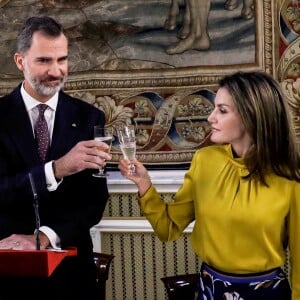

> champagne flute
[118,125,136,174]
[93,126,113,178]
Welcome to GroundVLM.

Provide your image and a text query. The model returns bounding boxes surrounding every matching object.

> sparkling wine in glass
[118,125,136,174]
[93,126,113,178]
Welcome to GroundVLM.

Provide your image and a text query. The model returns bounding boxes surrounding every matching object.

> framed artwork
[0,0,278,168]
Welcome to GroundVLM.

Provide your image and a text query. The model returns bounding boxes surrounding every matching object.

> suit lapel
[48,93,80,160]
[6,89,40,165]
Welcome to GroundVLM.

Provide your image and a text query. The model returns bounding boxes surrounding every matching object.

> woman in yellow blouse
[119,71,300,300]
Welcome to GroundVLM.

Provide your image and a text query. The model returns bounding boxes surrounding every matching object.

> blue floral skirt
[196,263,291,300]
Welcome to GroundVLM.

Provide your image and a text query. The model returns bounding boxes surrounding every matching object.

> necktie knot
[37,104,48,114]
[35,104,49,162]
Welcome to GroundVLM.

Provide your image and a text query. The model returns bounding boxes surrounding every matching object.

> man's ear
[14,52,24,71]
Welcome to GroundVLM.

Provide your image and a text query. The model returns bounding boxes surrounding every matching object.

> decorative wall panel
[277,0,300,145]
[0,0,279,167]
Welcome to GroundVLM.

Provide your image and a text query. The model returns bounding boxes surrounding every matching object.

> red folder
[0,248,77,278]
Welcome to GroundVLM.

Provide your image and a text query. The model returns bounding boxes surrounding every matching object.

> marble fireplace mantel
[106,170,186,193]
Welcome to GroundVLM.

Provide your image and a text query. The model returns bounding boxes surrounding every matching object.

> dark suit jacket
[0,86,109,299]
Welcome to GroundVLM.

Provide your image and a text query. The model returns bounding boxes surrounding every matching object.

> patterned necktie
[34,104,50,163]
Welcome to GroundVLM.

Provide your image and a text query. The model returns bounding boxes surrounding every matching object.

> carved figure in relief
[165,0,211,54]
[164,0,254,54]
[224,0,254,20]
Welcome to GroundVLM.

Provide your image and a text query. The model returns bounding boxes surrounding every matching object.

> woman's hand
[119,158,152,197]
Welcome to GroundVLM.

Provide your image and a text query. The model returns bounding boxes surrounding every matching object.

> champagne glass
[93,126,113,178]
[118,125,136,174]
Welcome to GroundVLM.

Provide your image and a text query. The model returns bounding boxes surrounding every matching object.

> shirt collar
[21,82,59,112]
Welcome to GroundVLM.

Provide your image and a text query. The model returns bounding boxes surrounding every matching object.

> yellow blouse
[138,144,300,299]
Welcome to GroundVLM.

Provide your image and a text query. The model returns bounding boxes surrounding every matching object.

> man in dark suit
[0,16,111,299]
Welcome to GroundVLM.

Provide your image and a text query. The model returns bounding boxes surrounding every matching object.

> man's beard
[29,75,66,97]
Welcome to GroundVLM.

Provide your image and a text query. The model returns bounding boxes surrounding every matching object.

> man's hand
[0,233,50,250]
[53,140,112,179]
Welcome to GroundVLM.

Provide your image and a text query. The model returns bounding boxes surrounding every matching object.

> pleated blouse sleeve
[138,157,197,242]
